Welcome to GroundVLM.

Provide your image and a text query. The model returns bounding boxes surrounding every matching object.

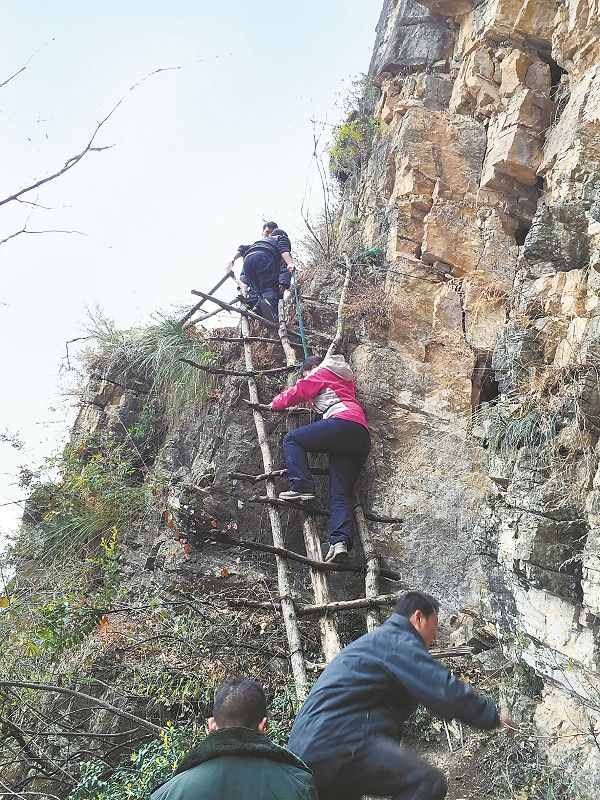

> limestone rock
[369,0,453,79]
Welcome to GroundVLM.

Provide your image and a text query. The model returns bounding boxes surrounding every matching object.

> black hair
[271,228,287,237]
[263,221,278,231]
[213,677,267,729]
[395,591,439,619]
[302,355,322,373]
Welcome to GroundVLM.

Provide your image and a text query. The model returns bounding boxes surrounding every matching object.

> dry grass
[344,285,393,335]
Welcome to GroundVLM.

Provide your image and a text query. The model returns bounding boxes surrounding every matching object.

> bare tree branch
[0,681,163,735]
[0,37,55,90]
[0,64,184,208]
[0,226,87,248]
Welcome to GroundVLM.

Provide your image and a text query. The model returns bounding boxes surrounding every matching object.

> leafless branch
[0,226,87,248]
[0,64,184,208]
[0,681,162,735]
[0,37,55,90]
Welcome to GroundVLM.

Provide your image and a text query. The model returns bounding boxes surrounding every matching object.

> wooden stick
[278,297,299,367]
[252,495,403,524]
[229,467,328,483]
[297,593,399,615]
[186,300,238,328]
[191,289,279,329]
[306,647,474,668]
[326,253,353,358]
[243,400,309,414]
[355,501,381,633]
[252,495,329,517]
[204,531,404,581]
[179,358,294,378]
[240,314,309,698]
[180,273,234,324]
[211,336,282,344]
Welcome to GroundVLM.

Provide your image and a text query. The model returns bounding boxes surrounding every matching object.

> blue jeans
[282,418,371,548]
[240,251,279,312]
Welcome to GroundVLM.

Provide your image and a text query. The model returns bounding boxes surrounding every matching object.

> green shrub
[88,313,216,425]
[329,111,379,185]
[68,684,301,800]
[19,432,152,559]
[68,722,200,800]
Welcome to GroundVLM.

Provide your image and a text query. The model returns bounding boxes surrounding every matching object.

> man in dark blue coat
[226,222,294,323]
[288,591,512,800]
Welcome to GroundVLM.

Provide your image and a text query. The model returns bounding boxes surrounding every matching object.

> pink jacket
[271,355,369,430]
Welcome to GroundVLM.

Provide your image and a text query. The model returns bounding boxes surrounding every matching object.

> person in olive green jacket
[150,677,317,800]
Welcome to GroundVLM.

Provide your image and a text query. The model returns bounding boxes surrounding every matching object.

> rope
[292,273,309,358]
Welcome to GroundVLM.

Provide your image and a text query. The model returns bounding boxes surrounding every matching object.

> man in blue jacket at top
[288,590,513,800]
[226,222,294,323]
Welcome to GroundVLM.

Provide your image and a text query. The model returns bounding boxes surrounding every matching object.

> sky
[0,1,381,542]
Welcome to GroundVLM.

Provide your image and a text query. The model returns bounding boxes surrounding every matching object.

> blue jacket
[238,233,292,266]
[288,613,499,764]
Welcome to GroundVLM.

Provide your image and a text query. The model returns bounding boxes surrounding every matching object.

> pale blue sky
[0,1,381,538]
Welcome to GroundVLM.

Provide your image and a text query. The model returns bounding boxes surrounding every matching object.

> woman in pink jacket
[269,354,370,562]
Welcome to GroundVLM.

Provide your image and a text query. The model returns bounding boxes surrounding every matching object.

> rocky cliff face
[6,2,600,796]
[330,0,600,785]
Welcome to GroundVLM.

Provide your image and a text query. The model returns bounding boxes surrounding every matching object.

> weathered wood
[355,502,381,632]
[278,297,299,366]
[229,466,328,483]
[306,647,474,670]
[241,314,309,698]
[325,254,353,358]
[204,530,404,581]
[253,495,403,524]
[179,358,294,378]
[252,496,327,518]
[186,299,238,328]
[243,399,308,414]
[277,300,341,662]
[211,336,282,344]
[191,289,279,329]
[180,273,234,324]
[297,593,399,615]
[303,514,342,659]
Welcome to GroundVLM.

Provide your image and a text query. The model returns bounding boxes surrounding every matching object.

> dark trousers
[241,252,279,314]
[310,736,447,800]
[282,418,371,548]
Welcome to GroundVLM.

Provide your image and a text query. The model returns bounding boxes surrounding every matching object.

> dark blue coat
[288,613,499,764]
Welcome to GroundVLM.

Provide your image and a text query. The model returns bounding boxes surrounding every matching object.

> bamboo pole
[277,297,341,662]
[240,314,309,698]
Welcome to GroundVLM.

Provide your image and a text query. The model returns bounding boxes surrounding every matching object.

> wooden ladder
[182,264,395,698]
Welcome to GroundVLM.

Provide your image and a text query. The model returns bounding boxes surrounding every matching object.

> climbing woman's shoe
[324,542,348,562]
[279,490,316,502]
